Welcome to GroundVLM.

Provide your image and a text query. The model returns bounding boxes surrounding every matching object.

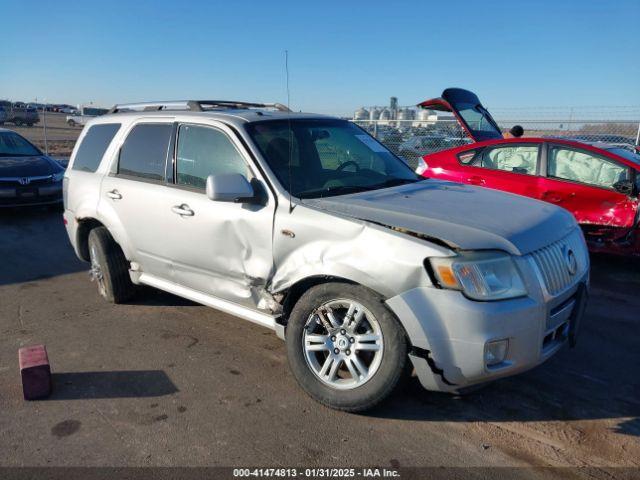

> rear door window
[72,123,121,172]
[118,123,172,181]
[175,124,250,189]
[476,145,539,175]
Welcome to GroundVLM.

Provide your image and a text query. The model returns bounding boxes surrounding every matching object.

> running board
[137,273,277,331]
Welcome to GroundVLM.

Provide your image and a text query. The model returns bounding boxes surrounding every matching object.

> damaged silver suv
[63,100,589,411]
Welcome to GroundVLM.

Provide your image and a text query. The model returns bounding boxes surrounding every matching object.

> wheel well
[278,275,356,326]
[76,218,105,261]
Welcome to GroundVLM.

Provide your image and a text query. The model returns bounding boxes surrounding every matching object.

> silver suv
[63,100,589,411]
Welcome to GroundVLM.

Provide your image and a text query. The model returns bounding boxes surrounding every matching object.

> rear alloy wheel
[87,227,135,304]
[286,283,407,412]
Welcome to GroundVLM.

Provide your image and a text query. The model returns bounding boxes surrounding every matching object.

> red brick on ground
[18,344,52,400]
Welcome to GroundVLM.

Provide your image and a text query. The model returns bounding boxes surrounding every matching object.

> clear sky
[1,0,639,115]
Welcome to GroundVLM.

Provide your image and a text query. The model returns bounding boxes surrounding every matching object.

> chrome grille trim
[529,229,587,296]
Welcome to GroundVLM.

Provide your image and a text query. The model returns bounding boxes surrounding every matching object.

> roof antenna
[285,50,294,214]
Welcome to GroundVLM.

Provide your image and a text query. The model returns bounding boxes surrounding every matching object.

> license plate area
[547,297,575,331]
[18,188,37,198]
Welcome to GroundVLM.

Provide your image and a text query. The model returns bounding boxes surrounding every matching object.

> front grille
[529,229,587,296]
[0,175,54,186]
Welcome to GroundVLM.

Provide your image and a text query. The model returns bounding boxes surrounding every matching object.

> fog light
[484,339,509,366]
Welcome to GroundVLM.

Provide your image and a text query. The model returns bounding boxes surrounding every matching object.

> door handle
[541,191,563,203]
[171,204,194,217]
[106,189,122,200]
[467,176,485,185]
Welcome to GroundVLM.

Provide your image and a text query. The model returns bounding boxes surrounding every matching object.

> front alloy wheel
[287,282,407,412]
[303,299,384,390]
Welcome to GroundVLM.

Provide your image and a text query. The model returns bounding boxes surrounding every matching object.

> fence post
[373,121,378,139]
[42,104,48,155]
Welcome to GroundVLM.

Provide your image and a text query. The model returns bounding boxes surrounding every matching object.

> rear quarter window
[457,149,479,165]
[72,123,121,172]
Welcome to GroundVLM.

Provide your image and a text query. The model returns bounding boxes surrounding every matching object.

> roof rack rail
[107,100,291,114]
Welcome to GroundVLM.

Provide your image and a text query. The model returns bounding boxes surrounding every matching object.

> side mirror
[206,173,255,203]
[613,180,634,196]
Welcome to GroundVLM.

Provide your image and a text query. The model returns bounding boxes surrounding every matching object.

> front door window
[547,146,631,190]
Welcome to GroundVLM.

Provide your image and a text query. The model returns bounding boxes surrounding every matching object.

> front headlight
[52,171,64,182]
[429,251,527,301]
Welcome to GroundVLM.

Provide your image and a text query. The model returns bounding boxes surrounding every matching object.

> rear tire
[286,282,407,412]
[67,120,76,127]
[87,227,135,304]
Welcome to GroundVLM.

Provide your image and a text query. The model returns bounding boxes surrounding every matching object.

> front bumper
[386,271,589,392]
[0,183,62,207]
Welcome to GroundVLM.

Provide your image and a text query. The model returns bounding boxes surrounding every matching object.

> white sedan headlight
[429,251,527,301]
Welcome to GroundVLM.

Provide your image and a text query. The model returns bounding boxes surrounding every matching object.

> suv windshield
[0,131,41,157]
[246,119,420,198]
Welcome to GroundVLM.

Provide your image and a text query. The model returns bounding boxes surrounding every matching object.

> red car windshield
[606,147,640,166]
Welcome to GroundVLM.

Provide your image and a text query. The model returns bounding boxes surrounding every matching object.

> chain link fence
[353,106,640,169]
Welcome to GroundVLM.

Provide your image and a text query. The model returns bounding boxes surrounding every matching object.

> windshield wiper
[298,184,376,199]
[372,177,421,189]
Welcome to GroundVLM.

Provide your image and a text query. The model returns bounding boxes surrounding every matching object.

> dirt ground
[4,112,81,158]
[0,207,638,478]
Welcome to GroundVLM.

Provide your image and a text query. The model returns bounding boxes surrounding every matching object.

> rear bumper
[386,272,589,392]
[63,209,83,260]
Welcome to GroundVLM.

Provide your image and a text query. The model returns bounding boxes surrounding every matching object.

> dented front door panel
[156,186,275,308]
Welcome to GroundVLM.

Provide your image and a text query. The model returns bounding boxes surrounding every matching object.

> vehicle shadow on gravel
[372,254,640,437]
[126,286,200,308]
[0,207,86,286]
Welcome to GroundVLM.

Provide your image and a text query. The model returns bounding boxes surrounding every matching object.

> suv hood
[302,180,576,256]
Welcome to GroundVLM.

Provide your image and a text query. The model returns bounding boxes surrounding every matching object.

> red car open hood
[418,88,504,142]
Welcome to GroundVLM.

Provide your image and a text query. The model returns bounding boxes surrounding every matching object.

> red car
[415,89,640,256]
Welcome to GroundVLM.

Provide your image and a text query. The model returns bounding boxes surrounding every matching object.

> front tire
[87,227,135,304]
[286,282,407,412]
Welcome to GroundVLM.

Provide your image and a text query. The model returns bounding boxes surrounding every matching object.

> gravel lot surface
[0,207,638,478]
